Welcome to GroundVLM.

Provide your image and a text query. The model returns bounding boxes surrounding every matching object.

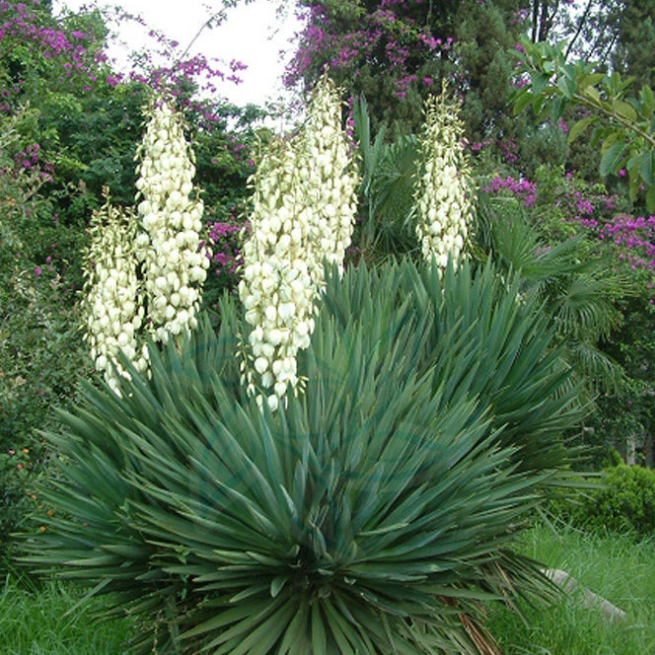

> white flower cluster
[238,75,360,411]
[414,88,473,270]
[300,74,360,278]
[135,100,210,343]
[238,140,315,411]
[83,201,147,395]
[82,100,210,396]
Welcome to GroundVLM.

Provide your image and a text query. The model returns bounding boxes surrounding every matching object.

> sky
[52,0,301,108]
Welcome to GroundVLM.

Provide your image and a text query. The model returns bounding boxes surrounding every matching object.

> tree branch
[572,91,655,149]
[564,0,595,61]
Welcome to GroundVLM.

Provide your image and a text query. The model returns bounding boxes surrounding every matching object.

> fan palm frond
[474,195,628,395]
[353,97,419,260]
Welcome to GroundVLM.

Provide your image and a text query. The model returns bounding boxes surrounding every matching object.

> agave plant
[22,259,583,655]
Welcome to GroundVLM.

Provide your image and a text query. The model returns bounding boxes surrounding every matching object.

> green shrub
[548,463,655,539]
[0,108,91,563]
[596,465,655,536]
[585,464,655,537]
[0,446,35,564]
[20,260,584,655]
[0,266,89,561]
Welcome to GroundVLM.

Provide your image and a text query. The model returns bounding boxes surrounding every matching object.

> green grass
[487,525,655,655]
[2,526,654,655]
[0,574,134,655]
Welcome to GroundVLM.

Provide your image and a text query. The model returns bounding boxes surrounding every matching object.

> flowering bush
[0,107,54,257]
[0,0,108,98]
[0,104,91,562]
[204,210,248,307]
[285,0,452,102]
[479,163,655,464]
[603,214,655,280]
[521,167,655,300]
[481,174,537,208]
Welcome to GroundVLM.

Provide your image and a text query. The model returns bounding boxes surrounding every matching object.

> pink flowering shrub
[603,214,655,296]
[482,174,537,207]
[201,204,251,313]
[483,164,655,305]
[285,0,488,132]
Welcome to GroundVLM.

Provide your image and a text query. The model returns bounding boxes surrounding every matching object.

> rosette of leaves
[414,86,474,269]
[21,260,583,655]
[316,259,583,476]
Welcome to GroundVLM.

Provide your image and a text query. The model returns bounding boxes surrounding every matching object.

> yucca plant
[316,259,585,477]
[21,260,583,655]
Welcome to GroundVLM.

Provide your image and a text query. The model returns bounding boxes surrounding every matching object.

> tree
[512,38,655,209]
[610,0,655,90]
[286,0,573,174]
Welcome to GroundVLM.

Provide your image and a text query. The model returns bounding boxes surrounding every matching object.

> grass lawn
[2,525,654,654]
[0,575,134,655]
[487,525,655,655]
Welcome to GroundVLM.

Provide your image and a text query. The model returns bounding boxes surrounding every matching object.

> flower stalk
[414,85,473,270]
[135,99,210,343]
[83,99,209,394]
[239,75,359,410]
[82,198,147,395]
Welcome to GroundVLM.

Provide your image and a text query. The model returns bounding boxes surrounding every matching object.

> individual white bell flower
[414,83,473,271]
